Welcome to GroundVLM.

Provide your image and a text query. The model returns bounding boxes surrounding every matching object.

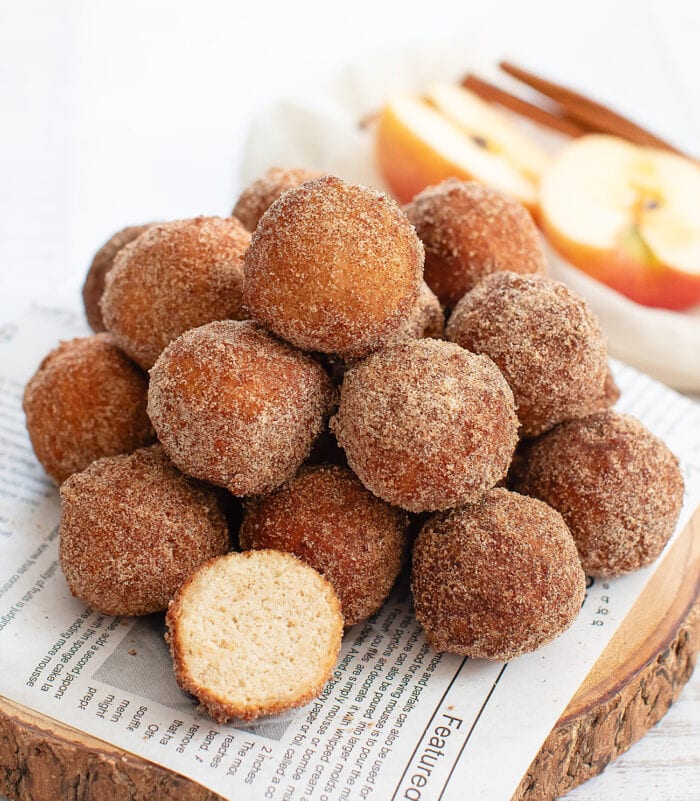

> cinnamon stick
[499,61,685,155]
[461,75,588,138]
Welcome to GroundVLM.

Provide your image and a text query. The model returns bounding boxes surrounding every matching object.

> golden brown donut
[446,271,608,437]
[514,410,684,577]
[23,334,154,483]
[232,166,324,231]
[101,216,250,369]
[330,339,519,512]
[405,179,545,308]
[411,488,585,660]
[244,176,423,358]
[240,464,408,626]
[59,445,229,616]
[148,320,336,496]
[82,224,154,332]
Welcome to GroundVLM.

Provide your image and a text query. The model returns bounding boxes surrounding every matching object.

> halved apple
[540,134,700,310]
[375,85,548,209]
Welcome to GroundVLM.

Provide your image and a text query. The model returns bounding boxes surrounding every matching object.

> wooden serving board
[1,507,699,801]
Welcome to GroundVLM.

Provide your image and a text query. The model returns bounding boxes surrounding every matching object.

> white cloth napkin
[239,37,700,391]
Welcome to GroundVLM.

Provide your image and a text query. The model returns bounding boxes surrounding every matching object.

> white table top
[1,1,698,799]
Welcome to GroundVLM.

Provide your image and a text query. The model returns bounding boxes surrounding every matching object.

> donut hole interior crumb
[172,552,342,710]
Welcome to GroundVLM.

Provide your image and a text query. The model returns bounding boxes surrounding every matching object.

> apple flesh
[426,84,549,186]
[375,86,547,210]
[540,134,700,310]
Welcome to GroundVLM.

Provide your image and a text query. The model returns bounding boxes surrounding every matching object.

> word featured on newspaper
[1,302,699,801]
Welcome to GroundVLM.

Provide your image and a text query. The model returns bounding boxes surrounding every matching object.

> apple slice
[375,87,547,209]
[540,134,700,310]
[425,83,549,186]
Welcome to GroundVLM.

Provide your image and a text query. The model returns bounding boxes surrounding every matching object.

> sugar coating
[23,333,154,484]
[514,410,684,577]
[390,281,445,343]
[59,445,229,616]
[240,464,409,626]
[244,176,423,358]
[405,179,546,309]
[330,339,519,512]
[315,281,445,390]
[232,166,324,232]
[83,224,154,332]
[166,550,343,722]
[447,271,609,437]
[101,216,251,369]
[412,488,585,660]
[148,320,336,496]
[579,364,620,416]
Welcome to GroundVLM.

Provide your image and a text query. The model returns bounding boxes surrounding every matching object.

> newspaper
[1,301,699,801]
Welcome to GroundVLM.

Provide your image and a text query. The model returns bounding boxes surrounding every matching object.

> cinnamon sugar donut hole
[101,217,251,369]
[405,179,545,308]
[148,320,336,496]
[59,445,229,616]
[240,464,408,627]
[411,488,585,660]
[514,410,684,577]
[232,166,324,232]
[331,339,519,512]
[166,550,343,723]
[23,334,154,484]
[446,272,608,437]
[244,176,423,359]
[83,224,154,332]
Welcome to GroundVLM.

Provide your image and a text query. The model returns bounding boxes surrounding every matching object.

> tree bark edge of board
[513,601,700,801]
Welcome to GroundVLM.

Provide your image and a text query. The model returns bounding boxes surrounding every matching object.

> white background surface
[1,1,699,799]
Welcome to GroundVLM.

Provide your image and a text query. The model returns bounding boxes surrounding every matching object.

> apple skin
[541,217,700,311]
[375,103,474,205]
